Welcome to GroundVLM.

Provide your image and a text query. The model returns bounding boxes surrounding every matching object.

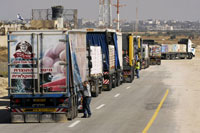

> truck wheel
[74,106,78,118]
[67,108,73,120]
[99,87,102,94]
[92,81,99,97]
[107,76,112,91]
[67,98,74,120]
[157,60,161,65]
[74,98,78,118]
[166,55,170,60]
[116,73,120,87]
[187,54,193,59]
[170,55,175,60]
[99,79,103,94]
[127,70,134,83]
[132,69,135,81]
[112,75,116,88]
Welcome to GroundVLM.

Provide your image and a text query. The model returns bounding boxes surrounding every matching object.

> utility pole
[113,0,125,31]
[99,0,105,27]
[99,0,112,28]
[135,0,139,33]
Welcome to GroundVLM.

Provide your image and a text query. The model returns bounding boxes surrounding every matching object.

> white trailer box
[90,46,103,75]
[108,45,115,72]
[117,32,123,69]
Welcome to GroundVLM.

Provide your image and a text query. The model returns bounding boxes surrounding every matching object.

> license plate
[103,85,108,88]
[33,99,46,102]
[23,108,56,112]
[124,75,128,78]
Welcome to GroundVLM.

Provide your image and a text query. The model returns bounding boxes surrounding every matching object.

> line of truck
[6,29,194,123]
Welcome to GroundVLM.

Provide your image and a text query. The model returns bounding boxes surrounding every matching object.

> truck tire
[152,60,156,65]
[127,69,134,83]
[116,73,120,87]
[92,80,99,97]
[132,69,135,81]
[112,74,116,88]
[99,79,102,94]
[166,55,170,60]
[106,76,112,91]
[187,54,193,59]
[170,54,175,60]
[99,87,102,94]
[67,108,73,120]
[67,97,75,120]
[74,98,78,118]
[157,60,161,65]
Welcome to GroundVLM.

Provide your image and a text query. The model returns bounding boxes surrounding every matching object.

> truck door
[8,31,68,94]
[8,32,38,94]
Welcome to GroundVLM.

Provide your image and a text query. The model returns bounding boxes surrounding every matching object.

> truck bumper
[11,112,68,123]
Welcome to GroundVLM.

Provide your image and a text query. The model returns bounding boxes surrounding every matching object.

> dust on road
[162,46,200,133]
[0,78,8,97]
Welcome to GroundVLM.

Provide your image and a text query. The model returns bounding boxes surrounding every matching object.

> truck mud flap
[11,113,24,123]
[40,113,68,123]
[91,79,99,97]
[40,113,56,123]
[25,113,40,123]
[103,76,112,91]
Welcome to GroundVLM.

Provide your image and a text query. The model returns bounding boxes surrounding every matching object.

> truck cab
[133,36,143,70]
[122,34,135,83]
[178,39,195,58]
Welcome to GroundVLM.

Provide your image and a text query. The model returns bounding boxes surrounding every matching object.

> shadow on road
[0,109,10,123]
[0,96,10,123]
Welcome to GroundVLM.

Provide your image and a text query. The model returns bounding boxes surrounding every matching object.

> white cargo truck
[161,39,195,60]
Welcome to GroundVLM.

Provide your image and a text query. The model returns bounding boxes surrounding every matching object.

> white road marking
[114,93,120,98]
[126,86,131,89]
[0,106,7,109]
[68,120,81,128]
[96,104,105,110]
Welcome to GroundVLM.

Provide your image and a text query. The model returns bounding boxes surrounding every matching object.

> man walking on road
[82,81,92,118]
[135,60,140,79]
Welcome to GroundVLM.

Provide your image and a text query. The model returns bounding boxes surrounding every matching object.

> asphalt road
[0,61,180,133]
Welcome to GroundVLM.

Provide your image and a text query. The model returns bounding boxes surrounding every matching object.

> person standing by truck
[135,60,140,79]
[82,81,92,118]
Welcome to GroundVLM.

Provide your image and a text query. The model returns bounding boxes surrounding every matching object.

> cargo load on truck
[141,44,150,69]
[143,39,161,65]
[86,29,123,91]
[69,30,103,97]
[161,39,195,60]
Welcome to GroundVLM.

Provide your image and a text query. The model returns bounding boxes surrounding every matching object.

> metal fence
[31,9,78,28]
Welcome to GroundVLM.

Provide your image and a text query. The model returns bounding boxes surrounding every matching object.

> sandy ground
[162,46,200,133]
[0,77,8,97]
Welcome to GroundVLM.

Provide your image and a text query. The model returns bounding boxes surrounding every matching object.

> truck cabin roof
[178,39,188,44]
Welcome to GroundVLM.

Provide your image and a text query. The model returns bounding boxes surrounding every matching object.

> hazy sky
[0,0,199,21]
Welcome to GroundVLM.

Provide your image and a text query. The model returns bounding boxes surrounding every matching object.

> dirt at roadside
[162,46,200,133]
[0,78,8,97]
[0,47,8,62]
